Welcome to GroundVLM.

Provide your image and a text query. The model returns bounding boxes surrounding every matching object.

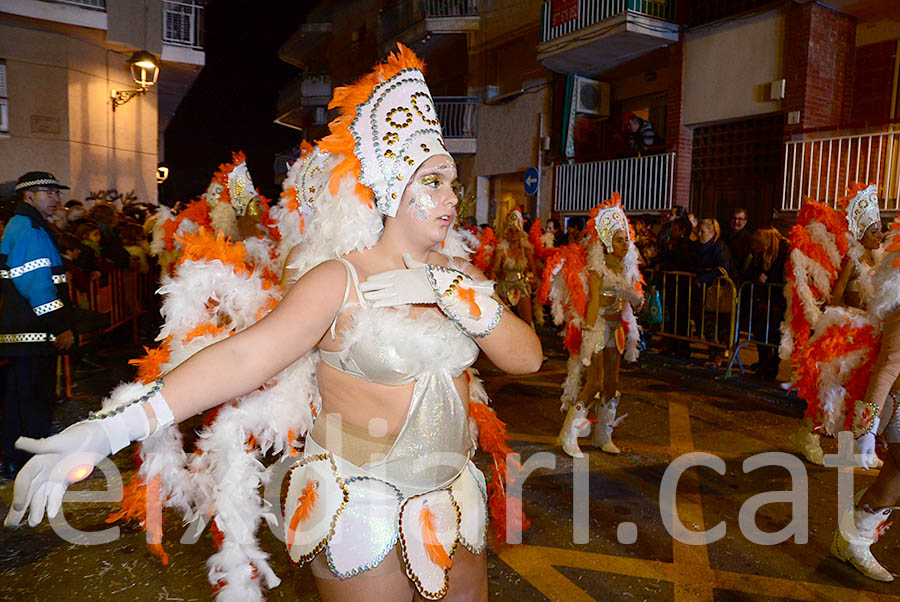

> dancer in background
[542,195,643,458]
[491,208,537,327]
[787,185,884,466]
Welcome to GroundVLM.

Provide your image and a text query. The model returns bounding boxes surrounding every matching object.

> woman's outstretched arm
[156,259,346,424]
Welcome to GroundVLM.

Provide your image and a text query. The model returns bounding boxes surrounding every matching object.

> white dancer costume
[540,196,642,458]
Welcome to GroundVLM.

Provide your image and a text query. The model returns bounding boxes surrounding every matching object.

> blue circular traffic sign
[523,167,539,196]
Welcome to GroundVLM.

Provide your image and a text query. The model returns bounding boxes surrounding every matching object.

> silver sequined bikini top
[319,258,479,386]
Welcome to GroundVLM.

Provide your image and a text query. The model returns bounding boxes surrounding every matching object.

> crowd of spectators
[34,198,156,296]
[629,205,787,379]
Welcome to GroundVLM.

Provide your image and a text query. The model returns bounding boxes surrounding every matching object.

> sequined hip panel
[284,437,487,600]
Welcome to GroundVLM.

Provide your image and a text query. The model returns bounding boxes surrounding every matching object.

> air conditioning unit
[574,76,610,117]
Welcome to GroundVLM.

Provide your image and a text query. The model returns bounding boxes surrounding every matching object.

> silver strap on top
[329,258,367,339]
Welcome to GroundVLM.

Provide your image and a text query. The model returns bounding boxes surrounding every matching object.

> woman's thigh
[414,545,487,602]
[310,546,414,602]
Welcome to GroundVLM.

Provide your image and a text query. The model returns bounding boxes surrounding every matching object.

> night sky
[161,1,315,205]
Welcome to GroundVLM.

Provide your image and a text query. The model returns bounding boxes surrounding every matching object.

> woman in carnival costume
[786,184,884,466]
[830,202,900,582]
[5,45,541,602]
[490,208,537,327]
[540,195,643,458]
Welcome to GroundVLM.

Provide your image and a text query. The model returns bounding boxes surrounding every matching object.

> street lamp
[111,50,160,111]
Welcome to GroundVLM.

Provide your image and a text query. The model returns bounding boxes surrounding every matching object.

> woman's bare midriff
[315,360,469,434]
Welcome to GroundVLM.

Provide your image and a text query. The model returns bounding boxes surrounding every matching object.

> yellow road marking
[495,372,887,600]
[498,545,900,602]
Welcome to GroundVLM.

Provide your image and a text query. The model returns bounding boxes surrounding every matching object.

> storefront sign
[551,0,579,29]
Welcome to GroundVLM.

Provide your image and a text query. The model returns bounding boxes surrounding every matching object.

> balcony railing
[540,0,675,44]
[434,96,477,138]
[553,152,675,213]
[162,0,204,50]
[782,126,900,211]
[379,0,478,44]
[53,0,106,9]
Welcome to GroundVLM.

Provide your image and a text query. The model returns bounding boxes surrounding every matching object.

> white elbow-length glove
[360,253,502,338]
[851,400,880,471]
[4,379,174,527]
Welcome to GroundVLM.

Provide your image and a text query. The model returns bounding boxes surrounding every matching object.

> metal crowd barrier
[641,268,738,353]
[61,268,157,397]
[724,280,785,379]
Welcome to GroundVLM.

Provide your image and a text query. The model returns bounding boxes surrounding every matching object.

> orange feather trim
[177,228,250,275]
[564,324,583,356]
[281,187,300,213]
[183,323,226,343]
[176,199,213,231]
[836,181,872,211]
[319,43,425,209]
[419,506,452,569]
[286,479,319,549]
[128,336,173,384]
[160,218,178,252]
[528,219,550,260]
[473,227,497,273]
[793,323,880,429]
[468,401,530,546]
[106,473,168,565]
[456,286,481,318]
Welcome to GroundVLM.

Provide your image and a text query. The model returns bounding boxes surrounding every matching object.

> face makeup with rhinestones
[394,154,458,245]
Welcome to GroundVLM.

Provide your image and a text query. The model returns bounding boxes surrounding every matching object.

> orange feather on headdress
[319,44,426,208]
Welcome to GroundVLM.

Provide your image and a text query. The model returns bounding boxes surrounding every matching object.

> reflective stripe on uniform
[0,257,52,279]
[0,332,57,343]
[34,299,63,315]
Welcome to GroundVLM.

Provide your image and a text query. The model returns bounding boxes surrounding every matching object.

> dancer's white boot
[592,393,626,455]
[831,504,895,582]
[789,420,824,466]
[558,402,591,458]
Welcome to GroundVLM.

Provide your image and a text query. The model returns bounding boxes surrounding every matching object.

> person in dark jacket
[696,218,734,284]
[723,207,753,281]
[0,172,75,477]
[656,216,697,358]
[744,228,789,379]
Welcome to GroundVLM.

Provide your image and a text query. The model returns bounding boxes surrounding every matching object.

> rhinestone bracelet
[87,377,164,421]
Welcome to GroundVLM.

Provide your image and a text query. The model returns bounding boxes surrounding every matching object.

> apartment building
[540,0,900,228]
[0,0,205,204]
[275,0,900,229]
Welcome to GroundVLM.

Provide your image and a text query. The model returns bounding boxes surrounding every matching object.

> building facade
[274,0,900,229]
[0,0,204,205]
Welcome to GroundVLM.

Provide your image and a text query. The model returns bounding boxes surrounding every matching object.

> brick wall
[850,40,897,124]
[666,40,692,208]
[784,2,856,133]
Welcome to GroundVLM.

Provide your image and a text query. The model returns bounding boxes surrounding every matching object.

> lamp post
[111,50,160,111]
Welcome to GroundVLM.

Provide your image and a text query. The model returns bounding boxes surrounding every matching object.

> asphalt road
[0,332,897,602]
